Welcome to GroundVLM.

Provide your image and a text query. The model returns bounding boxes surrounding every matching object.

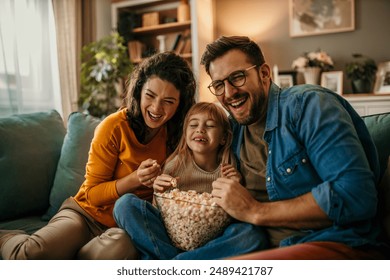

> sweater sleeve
[81,117,121,206]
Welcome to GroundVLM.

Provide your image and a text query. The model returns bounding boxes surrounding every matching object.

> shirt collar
[265,82,280,132]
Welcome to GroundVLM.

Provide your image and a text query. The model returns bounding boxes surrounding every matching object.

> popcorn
[170,178,177,188]
[154,189,231,251]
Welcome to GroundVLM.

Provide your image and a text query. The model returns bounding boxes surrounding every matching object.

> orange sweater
[74,109,167,227]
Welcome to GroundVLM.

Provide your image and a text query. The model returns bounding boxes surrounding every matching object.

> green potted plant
[345,54,377,93]
[79,32,132,118]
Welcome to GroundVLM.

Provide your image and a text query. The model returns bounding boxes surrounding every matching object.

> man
[202,35,386,259]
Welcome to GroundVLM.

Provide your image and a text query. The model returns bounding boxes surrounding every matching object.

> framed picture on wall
[289,0,355,37]
[374,61,390,94]
[276,71,297,89]
[321,71,343,95]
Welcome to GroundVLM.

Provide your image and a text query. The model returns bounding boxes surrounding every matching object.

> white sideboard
[342,93,390,116]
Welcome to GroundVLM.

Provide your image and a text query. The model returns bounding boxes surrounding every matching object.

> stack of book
[127,41,144,63]
[171,29,191,55]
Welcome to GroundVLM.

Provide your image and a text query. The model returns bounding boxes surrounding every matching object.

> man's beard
[227,94,267,126]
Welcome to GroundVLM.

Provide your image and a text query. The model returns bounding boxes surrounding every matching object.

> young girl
[0,52,196,259]
[114,102,267,259]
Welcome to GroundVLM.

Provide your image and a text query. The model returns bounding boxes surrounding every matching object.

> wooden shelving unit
[132,21,191,34]
[111,0,192,64]
[111,0,216,101]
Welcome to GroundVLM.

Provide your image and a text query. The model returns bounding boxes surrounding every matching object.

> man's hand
[211,177,259,223]
[211,178,332,229]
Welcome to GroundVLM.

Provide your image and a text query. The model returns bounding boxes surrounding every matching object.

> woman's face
[140,76,180,130]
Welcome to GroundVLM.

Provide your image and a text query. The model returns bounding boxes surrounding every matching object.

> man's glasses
[207,65,258,96]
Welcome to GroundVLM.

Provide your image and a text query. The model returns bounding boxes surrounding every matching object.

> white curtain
[52,0,84,124]
[0,0,62,117]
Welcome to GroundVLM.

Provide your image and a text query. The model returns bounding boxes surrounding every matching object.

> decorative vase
[303,67,321,85]
[177,0,190,22]
[156,35,167,53]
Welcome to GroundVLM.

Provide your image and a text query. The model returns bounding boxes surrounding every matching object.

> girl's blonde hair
[164,102,235,173]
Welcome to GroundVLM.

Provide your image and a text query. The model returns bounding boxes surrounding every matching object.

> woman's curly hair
[123,51,196,154]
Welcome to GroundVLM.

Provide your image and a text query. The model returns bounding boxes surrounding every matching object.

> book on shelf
[174,29,191,55]
[127,40,144,63]
[171,34,182,51]
[181,35,191,54]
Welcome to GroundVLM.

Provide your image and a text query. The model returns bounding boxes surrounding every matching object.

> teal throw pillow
[363,112,390,179]
[0,110,66,221]
[42,112,101,220]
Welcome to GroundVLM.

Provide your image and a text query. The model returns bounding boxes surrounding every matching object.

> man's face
[208,49,270,125]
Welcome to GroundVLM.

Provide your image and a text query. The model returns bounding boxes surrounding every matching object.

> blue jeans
[113,193,268,260]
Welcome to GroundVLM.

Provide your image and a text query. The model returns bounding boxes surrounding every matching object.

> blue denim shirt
[231,83,382,247]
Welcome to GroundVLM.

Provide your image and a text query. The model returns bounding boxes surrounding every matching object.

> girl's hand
[137,159,161,188]
[153,174,179,193]
[221,163,242,183]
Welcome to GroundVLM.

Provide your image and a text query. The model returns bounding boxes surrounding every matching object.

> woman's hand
[137,159,161,188]
[152,174,178,193]
[221,163,242,183]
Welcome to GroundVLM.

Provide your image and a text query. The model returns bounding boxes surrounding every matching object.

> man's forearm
[251,192,332,229]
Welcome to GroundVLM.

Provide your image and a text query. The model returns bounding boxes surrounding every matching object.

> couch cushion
[0,110,66,221]
[362,112,390,243]
[378,157,390,242]
[0,216,48,235]
[362,112,390,179]
[42,112,101,220]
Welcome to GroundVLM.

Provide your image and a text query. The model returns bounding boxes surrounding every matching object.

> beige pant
[1,198,138,260]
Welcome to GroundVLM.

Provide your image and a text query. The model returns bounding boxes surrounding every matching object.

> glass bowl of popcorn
[154,188,231,251]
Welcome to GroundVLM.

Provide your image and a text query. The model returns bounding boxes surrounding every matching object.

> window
[0,0,61,117]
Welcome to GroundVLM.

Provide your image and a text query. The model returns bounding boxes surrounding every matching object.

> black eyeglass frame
[207,65,258,96]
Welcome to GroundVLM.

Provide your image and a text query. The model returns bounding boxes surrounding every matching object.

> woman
[0,52,196,259]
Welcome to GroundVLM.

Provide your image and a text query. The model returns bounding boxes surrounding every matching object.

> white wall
[213,0,390,94]
[96,0,112,40]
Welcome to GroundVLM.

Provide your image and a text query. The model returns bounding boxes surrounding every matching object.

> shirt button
[267,177,271,182]
[302,158,307,163]
[268,150,271,154]
[286,168,292,173]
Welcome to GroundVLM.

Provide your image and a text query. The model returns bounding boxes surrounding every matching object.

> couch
[1,110,389,259]
[0,110,101,235]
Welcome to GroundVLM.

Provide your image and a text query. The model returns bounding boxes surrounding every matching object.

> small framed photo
[289,0,355,37]
[321,71,343,95]
[276,71,297,89]
[374,61,390,94]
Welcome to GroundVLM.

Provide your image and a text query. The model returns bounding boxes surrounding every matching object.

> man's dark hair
[200,35,265,75]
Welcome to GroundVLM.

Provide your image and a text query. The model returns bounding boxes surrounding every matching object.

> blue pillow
[0,110,65,221]
[363,112,390,179]
[42,112,101,220]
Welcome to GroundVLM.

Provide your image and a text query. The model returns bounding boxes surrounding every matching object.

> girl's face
[140,76,180,130]
[186,112,226,157]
